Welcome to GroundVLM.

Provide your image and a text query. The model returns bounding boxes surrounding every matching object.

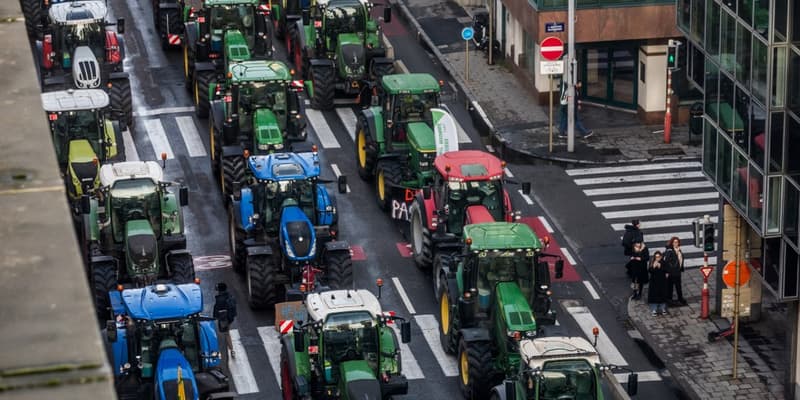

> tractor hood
[340,360,381,400]
[224,29,251,62]
[156,346,199,400]
[337,34,365,76]
[68,139,100,198]
[406,122,436,152]
[253,108,284,150]
[72,45,101,89]
[119,283,203,320]
[280,205,316,261]
[495,282,537,333]
[126,219,159,276]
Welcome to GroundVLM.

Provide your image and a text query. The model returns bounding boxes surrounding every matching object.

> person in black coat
[626,242,650,300]
[663,236,687,306]
[622,219,644,257]
[647,251,669,315]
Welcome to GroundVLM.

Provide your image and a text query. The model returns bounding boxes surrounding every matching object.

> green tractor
[288,0,394,109]
[280,287,412,399]
[183,0,274,117]
[209,59,307,197]
[437,222,564,399]
[81,160,194,319]
[268,0,309,40]
[355,73,456,211]
[41,89,125,212]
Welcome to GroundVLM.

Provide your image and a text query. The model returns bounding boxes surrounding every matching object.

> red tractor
[408,150,530,270]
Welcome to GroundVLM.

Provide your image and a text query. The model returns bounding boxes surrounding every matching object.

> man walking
[213,282,238,358]
[558,80,594,139]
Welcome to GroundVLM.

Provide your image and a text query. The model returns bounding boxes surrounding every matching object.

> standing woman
[627,242,650,300]
[647,251,669,315]
[664,236,688,306]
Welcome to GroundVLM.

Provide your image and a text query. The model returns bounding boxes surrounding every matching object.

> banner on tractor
[431,108,459,156]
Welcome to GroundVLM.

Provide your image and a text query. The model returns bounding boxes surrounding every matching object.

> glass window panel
[764,238,782,290]
[706,0,721,59]
[748,163,764,229]
[793,0,800,44]
[720,0,735,13]
[720,10,737,74]
[784,181,799,244]
[773,47,787,108]
[767,176,782,234]
[751,38,767,104]
[705,59,720,124]
[691,43,705,90]
[784,242,799,298]
[753,0,769,37]
[775,0,788,41]
[735,23,751,87]
[769,111,784,173]
[732,149,749,209]
[749,101,766,169]
[678,0,691,32]
[734,87,750,151]
[690,0,705,42]
[717,73,737,136]
[703,119,718,178]
[788,49,800,116]
[717,136,733,195]
[737,0,752,25]
[787,116,800,174]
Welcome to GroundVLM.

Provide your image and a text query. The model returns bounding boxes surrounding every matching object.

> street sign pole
[549,75,553,152]
[567,0,575,152]
[466,41,469,82]
[732,215,741,378]
[488,0,493,65]
[462,27,474,82]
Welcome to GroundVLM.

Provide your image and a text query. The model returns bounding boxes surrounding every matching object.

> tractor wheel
[169,253,195,283]
[247,254,278,309]
[274,13,286,40]
[92,261,117,321]
[194,70,213,118]
[355,121,377,180]
[220,155,246,199]
[433,254,454,300]
[280,345,295,400]
[438,288,457,354]
[374,160,402,212]
[310,65,334,110]
[158,8,183,50]
[371,61,395,81]
[209,122,221,167]
[228,204,247,274]
[324,250,353,290]
[109,78,134,129]
[410,200,432,270]
[289,28,304,78]
[458,338,493,400]
[21,0,43,38]
[111,121,126,162]
[183,44,195,90]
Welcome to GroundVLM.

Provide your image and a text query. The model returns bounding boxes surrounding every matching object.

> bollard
[699,253,713,320]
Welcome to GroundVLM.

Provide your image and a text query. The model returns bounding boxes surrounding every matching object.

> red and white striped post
[664,68,672,144]
[700,253,713,320]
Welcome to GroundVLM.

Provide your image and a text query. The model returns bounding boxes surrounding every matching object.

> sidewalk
[391,0,788,398]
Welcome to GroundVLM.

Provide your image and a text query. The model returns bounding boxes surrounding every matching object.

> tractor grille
[76,60,100,88]
[161,379,195,400]
[127,234,157,272]
[341,44,364,75]
[286,221,312,258]
[419,151,435,171]
[72,161,97,192]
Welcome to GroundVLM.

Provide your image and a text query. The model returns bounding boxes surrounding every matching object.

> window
[763,238,782,290]
[748,164,763,229]
[720,10,736,74]
[748,100,766,170]
[705,59,720,123]
[732,148,748,209]
[705,0,721,60]
[678,0,690,32]
[736,0,751,25]
[785,181,799,245]
[793,0,800,45]
[773,47,787,107]
[788,116,800,174]
[783,242,799,298]
[774,0,788,41]
[735,23,751,87]
[769,112,784,173]
[788,49,800,116]
[751,38,767,104]
[753,0,769,38]
[717,135,733,196]
[690,0,705,42]
[733,87,750,151]
[718,72,737,135]
[703,119,718,178]
[691,43,705,89]
[767,176,782,234]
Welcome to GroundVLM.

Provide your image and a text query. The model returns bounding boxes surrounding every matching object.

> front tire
[220,155,246,199]
[92,261,117,321]
[324,250,353,289]
[158,8,183,50]
[247,254,278,309]
[310,65,334,110]
[458,338,493,400]
[168,253,196,283]
[228,204,246,274]
[108,78,134,129]
[375,161,402,211]
[355,121,376,180]
[194,70,213,118]
[410,200,432,269]
[438,288,457,354]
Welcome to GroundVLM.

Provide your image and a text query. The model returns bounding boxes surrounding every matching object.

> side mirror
[627,373,638,396]
[422,187,431,200]
[293,325,305,353]
[400,320,411,343]
[80,194,91,214]
[106,320,118,343]
[117,18,125,34]
[302,9,310,26]
[217,310,230,332]
[337,175,348,194]
[179,186,189,207]
[383,6,392,23]
[521,182,531,195]
[554,259,564,279]
[535,261,551,287]
[504,379,516,400]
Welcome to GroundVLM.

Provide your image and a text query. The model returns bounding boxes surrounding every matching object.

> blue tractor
[228,150,352,308]
[105,283,237,400]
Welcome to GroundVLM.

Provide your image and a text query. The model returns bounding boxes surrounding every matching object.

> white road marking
[566,161,701,176]
[685,257,717,268]
[395,59,410,74]
[538,216,554,233]
[175,116,207,158]
[132,106,195,118]
[485,144,495,152]
[392,277,416,315]
[614,371,663,383]
[330,163,351,193]
[306,109,340,149]
[561,247,577,265]
[583,180,713,196]
[414,315,458,377]
[228,329,260,394]
[602,204,718,220]
[565,306,627,366]
[122,128,140,161]
[582,281,600,300]
[574,171,706,186]
[439,104,471,144]
[592,192,719,208]
[641,230,717,244]
[611,216,719,231]
[389,323,424,380]
[257,326,284,386]
[304,99,311,106]
[504,167,514,178]
[335,107,358,142]
[518,190,534,205]
[144,119,174,160]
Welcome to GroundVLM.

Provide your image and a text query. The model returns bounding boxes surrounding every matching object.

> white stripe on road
[574,171,706,186]
[583,180,713,196]
[392,277,416,315]
[566,161,701,176]
[414,315,458,377]
[561,247,577,266]
[518,190,534,205]
[306,109,340,149]
[122,128,140,161]
[389,323,424,380]
[144,119,174,160]
[175,116,207,158]
[611,216,719,231]
[133,106,195,118]
[257,326,283,386]
[335,107,358,142]
[228,329,259,394]
[565,306,627,366]
[538,216,554,233]
[642,230,717,244]
[504,167,514,178]
[592,192,719,208]
[583,281,600,300]
[330,163,351,193]
[614,371,663,383]
[602,204,718,219]
[685,257,717,268]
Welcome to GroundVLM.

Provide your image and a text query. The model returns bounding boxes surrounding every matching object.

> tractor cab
[194,0,269,59]
[320,0,368,58]
[380,73,440,153]
[517,337,602,400]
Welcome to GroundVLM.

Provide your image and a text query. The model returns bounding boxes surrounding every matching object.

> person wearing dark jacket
[647,251,669,315]
[626,242,650,300]
[622,219,644,257]
[663,236,687,306]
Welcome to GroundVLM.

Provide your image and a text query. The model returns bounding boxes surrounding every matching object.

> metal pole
[701,252,710,319]
[567,0,575,152]
[732,215,741,378]
[466,40,470,82]
[665,67,672,143]
[488,0,493,65]
[549,75,553,153]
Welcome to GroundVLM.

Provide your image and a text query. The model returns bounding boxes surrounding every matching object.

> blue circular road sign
[461,27,474,41]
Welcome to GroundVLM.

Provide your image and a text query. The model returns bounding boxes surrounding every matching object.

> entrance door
[582,46,638,109]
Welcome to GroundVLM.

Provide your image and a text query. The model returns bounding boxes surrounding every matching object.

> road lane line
[574,171,706,186]
[592,192,719,208]
[144,119,174,160]
[132,106,196,118]
[565,306,627,366]
[582,281,600,300]
[175,116,207,158]
[561,247,577,266]
[614,371,662,382]
[330,163,351,193]
[228,329,259,394]
[518,190,534,205]
[602,204,718,219]
[566,161,701,176]
[641,230,717,244]
[335,107,358,142]
[122,128,140,161]
[537,216,554,233]
[306,109,340,149]
[685,257,717,268]
[389,323,424,380]
[414,315,458,377]
[611,216,719,231]
[504,167,514,178]
[257,326,283,386]
[392,277,416,315]
[583,181,713,196]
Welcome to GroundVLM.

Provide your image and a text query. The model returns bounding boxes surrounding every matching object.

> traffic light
[703,223,716,252]
[693,220,703,248]
[666,42,679,70]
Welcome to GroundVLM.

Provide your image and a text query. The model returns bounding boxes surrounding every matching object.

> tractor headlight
[274,143,284,150]
[284,241,296,258]
[525,330,537,338]
[257,143,270,150]
[325,205,334,212]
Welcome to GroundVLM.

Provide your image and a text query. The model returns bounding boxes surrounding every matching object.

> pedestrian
[213,282,238,358]
[663,236,688,306]
[626,242,649,300]
[621,219,644,257]
[559,80,594,139]
[647,250,669,315]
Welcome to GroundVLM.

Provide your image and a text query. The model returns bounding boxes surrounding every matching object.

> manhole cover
[648,148,686,156]
[597,148,622,155]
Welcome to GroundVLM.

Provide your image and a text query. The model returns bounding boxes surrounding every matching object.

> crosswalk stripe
[574,171,706,186]
[257,326,284,386]
[306,109,341,149]
[566,161,701,176]
[565,306,627,366]
[611,216,719,231]
[330,163,351,193]
[133,106,195,118]
[685,257,717,268]
[144,119,174,160]
[602,204,718,219]
[615,371,662,383]
[640,230,717,244]
[175,116,207,158]
[414,315,458,377]
[336,107,358,142]
[228,329,260,394]
[122,128,140,161]
[592,192,718,208]
[389,323,425,380]
[583,180,714,196]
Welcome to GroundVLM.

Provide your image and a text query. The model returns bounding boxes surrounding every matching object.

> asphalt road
[105,0,687,398]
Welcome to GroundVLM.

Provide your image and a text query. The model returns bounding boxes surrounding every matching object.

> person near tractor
[213,282,237,358]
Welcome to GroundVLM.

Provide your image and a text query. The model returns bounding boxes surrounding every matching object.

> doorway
[581,45,638,109]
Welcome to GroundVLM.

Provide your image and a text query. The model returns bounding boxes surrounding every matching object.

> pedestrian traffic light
[693,220,704,248]
[667,43,679,70]
[703,223,716,252]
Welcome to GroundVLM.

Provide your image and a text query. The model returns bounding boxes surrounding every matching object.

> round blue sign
[461,27,474,41]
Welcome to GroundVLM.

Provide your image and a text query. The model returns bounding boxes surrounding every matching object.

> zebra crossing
[567,161,719,268]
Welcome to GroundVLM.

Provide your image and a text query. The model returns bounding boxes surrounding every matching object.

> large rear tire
[92,261,117,321]
[194,70,213,118]
[310,65,334,110]
[374,160,403,211]
[168,253,196,283]
[324,250,353,289]
[247,254,278,309]
[108,78,134,129]
[21,0,43,38]
[410,200,432,270]
[371,61,394,80]
[458,338,493,400]
[228,204,247,274]
[355,121,376,180]
[438,288,457,354]
[220,155,246,199]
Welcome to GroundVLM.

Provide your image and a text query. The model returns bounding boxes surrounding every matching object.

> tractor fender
[287,19,306,52]
[43,74,66,88]
[246,245,272,256]
[369,56,393,72]
[221,145,244,157]
[503,188,514,221]
[236,191,257,232]
[315,185,336,227]
[194,61,215,72]
[459,327,491,343]
[490,385,509,400]
[413,193,437,232]
[210,100,225,131]
[279,335,311,395]
[206,392,239,400]
[324,240,350,254]
[359,107,385,147]
[164,249,191,265]
[309,58,334,68]
[108,71,129,81]
[198,320,222,368]
[444,276,460,307]
[115,36,127,67]
[184,21,198,50]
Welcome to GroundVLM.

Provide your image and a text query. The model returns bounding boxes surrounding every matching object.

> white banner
[431,108,459,156]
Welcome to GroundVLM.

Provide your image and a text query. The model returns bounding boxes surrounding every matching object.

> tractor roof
[319,0,369,8]
[49,1,106,24]
[306,290,383,322]
[435,150,504,181]
[204,0,260,6]
[381,73,441,94]
[100,161,164,187]
[119,283,203,321]
[41,89,109,112]
[463,222,542,251]
[229,61,292,83]
[520,337,601,369]
[247,152,320,181]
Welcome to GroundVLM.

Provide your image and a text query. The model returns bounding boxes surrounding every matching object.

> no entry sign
[540,36,564,61]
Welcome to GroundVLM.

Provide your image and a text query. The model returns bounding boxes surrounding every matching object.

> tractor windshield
[58,21,105,57]
[241,82,287,112]
[534,359,597,400]
[254,178,316,225]
[210,5,255,45]
[477,252,535,301]
[394,93,439,123]
[323,311,378,369]
[51,110,102,159]
[110,179,161,242]
[133,318,203,377]
[324,4,366,34]
[445,179,504,230]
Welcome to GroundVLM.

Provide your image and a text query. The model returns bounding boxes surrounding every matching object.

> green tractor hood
[496,281,537,333]
[67,139,100,199]
[406,122,436,152]
[339,360,381,400]
[336,33,366,78]
[225,29,252,62]
[125,219,159,278]
[253,108,284,151]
